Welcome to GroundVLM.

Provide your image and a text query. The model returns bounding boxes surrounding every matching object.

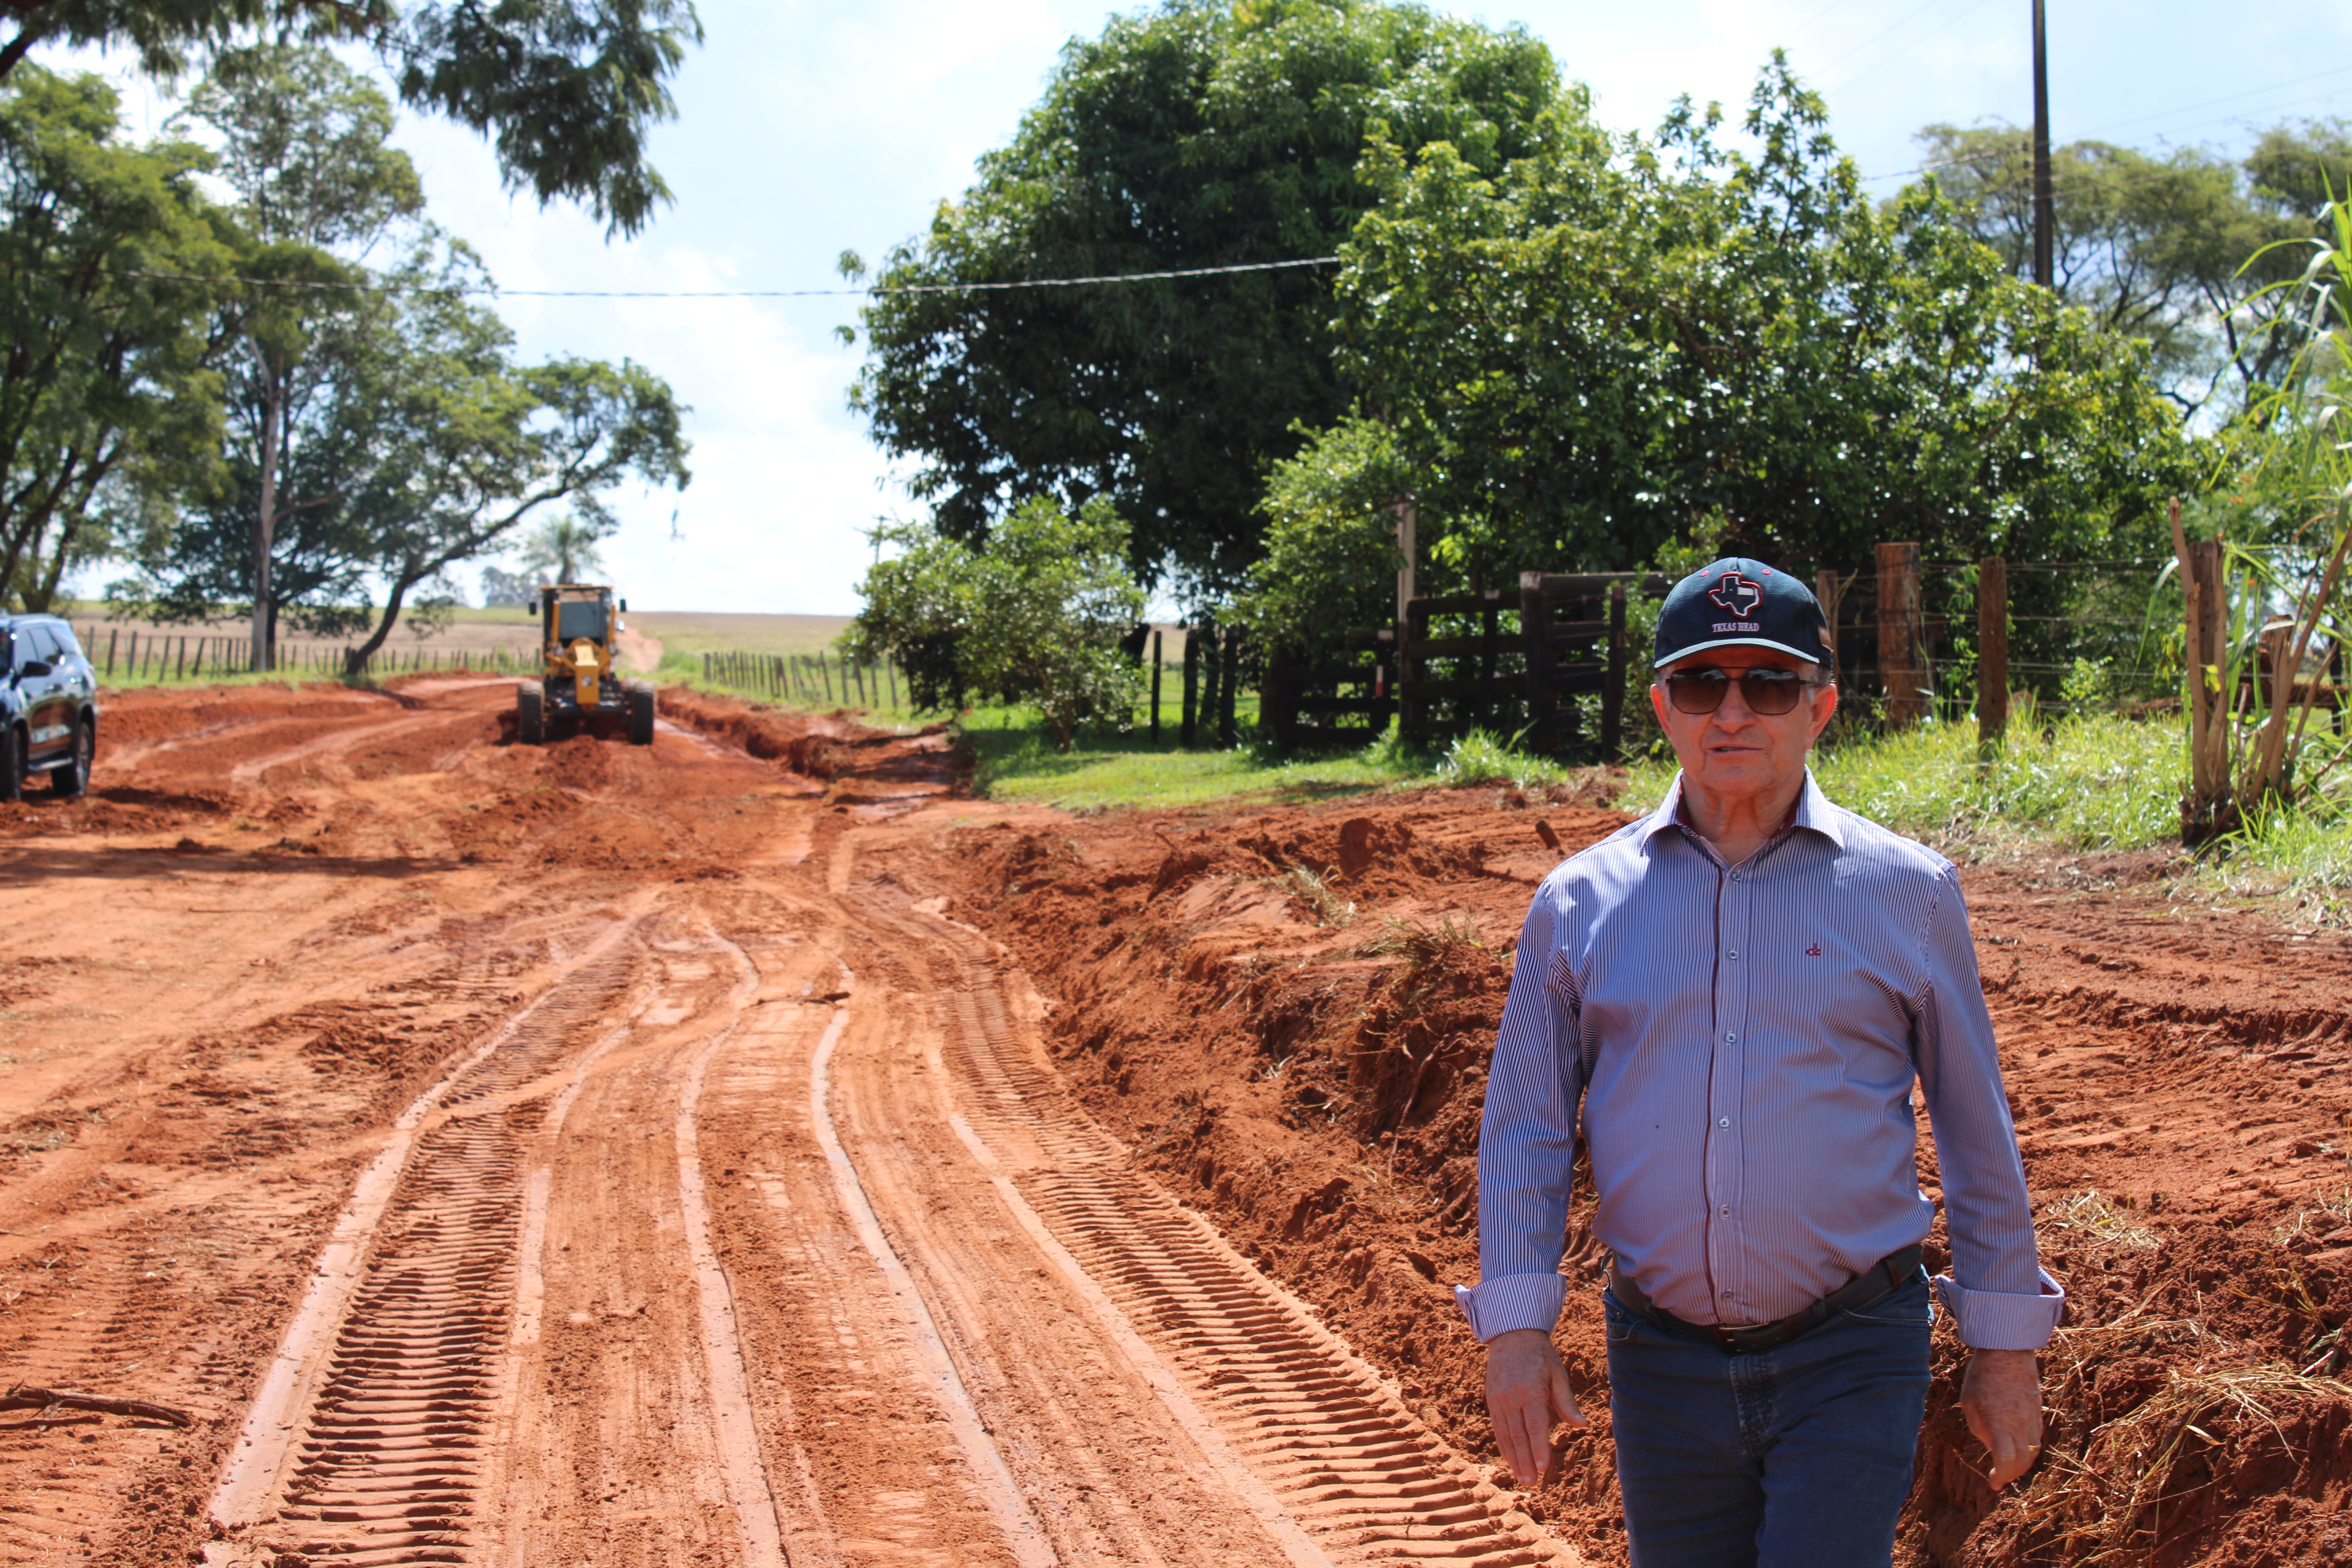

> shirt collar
[1639,768,1847,853]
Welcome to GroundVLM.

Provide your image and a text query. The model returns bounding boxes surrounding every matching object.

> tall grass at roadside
[1619,712,2352,918]
[1619,715,2186,851]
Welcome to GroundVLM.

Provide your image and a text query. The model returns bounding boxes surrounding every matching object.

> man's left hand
[1960,1348,2042,1489]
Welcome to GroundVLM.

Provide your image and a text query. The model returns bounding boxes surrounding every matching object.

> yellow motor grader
[515,584,655,746]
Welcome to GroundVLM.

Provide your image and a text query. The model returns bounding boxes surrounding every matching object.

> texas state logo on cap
[1653,557,1831,668]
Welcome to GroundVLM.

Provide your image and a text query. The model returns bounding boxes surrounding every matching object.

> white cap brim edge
[1652,635,1829,670]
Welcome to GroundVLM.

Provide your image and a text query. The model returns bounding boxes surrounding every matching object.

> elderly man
[1462,558,2060,1567]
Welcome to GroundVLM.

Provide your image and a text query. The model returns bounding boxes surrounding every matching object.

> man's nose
[1710,681,1762,725]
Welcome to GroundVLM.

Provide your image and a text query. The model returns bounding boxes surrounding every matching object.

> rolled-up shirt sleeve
[1915,867,2065,1350]
[1456,883,1583,1342]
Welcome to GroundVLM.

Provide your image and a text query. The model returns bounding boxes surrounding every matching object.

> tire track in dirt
[205,916,647,1565]
[839,877,1577,1567]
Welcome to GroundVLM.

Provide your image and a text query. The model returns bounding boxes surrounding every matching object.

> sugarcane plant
[2172,185,2352,847]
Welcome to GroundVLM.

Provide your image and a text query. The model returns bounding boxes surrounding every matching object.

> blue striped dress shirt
[1458,769,2063,1352]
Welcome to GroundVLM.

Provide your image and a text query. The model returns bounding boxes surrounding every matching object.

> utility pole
[2031,0,2054,289]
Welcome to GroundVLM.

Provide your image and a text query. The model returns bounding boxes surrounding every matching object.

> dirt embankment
[930,790,2352,1568]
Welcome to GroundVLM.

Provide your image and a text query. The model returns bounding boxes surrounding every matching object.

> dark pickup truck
[2,613,98,800]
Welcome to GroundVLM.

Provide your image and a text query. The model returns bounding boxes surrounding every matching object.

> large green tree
[0,65,230,610]
[847,0,1562,601]
[121,237,690,673]
[0,0,699,236]
[180,42,423,666]
[1906,118,2352,414]
[1303,58,2195,631]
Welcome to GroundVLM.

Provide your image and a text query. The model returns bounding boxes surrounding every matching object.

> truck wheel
[0,725,20,802]
[628,686,655,747]
[50,717,92,796]
[517,687,545,745]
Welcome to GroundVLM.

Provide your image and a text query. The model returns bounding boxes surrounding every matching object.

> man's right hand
[1484,1327,1584,1486]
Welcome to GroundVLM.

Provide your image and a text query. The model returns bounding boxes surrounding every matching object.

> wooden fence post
[1150,630,1164,743]
[1877,542,1924,727]
[1978,556,2008,745]
[1220,626,1242,748]
[1603,583,1628,758]
[1814,570,1845,686]
[1181,627,1199,747]
[1519,572,1555,755]
[1199,624,1224,746]
[1399,596,1429,747]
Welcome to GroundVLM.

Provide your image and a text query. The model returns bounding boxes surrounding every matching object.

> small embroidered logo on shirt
[1805,941,1823,956]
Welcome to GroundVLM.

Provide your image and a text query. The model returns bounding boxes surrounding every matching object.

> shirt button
[1731,872,1742,881]
[1727,948,1740,959]
[1722,1290,1734,1298]
[1718,1117,1730,1128]
[1720,1205,1731,1216]
[1724,1032,1737,1043]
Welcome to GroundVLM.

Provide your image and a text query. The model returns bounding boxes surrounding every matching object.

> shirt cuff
[1456,1272,1568,1343]
[1932,1267,2066,1350]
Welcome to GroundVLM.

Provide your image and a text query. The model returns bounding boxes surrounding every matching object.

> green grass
[959,704,1424,811]
[1618,712,2352,922]
[1618,714,2188,851]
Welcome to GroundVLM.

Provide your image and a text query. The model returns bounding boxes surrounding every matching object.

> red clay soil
[7,675,2352,1567]
[922,788,2352,1568]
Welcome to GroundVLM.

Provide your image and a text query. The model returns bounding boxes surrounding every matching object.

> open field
[2,681,2348,1565]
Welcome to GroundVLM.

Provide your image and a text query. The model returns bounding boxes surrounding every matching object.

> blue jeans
[1602,1278,1932,1568]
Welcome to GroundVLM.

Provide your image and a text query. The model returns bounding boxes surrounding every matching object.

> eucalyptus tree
[848,0,1563,602]
[0,0,699,237]
[123,236,690,671]
[179,42,422,664]
[1907,118,2352,415]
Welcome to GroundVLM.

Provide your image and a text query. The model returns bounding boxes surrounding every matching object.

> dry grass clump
[2025,1360,2352,1560]
[2274,1183,2352,1246]
[1270,866,1356,928]
[2042,1188,2161,1250]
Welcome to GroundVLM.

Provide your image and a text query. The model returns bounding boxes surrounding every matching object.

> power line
[90,253,1344,299]
[1822,0,1999,99]
[1864,67,2352,183]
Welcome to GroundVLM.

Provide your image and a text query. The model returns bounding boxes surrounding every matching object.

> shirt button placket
[1708,860,1753,1314]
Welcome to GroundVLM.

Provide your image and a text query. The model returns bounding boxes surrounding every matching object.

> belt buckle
[1711,1325,1749,1355]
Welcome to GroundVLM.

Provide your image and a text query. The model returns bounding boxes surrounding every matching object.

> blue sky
[51,1,2352,614]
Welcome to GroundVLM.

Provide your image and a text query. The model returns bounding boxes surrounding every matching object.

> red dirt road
[5,681,2350,1566]
[0,680,1568,1568]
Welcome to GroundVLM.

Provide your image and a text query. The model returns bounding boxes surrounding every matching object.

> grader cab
[515,584,655,746]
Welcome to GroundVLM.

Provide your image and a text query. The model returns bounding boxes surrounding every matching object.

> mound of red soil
[933,788,2352,1567]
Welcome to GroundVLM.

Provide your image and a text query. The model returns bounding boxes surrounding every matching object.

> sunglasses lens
[1667,671,1728,713]
[1664,670,1810,715]
[1744,672,1803,715]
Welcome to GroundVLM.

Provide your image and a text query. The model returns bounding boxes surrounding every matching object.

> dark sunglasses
[1662,667,1822,716]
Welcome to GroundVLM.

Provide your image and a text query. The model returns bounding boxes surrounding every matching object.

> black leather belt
[1608,1244,1925,1356]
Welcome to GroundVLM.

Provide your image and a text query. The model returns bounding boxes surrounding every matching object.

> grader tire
[516,686,545,746]
[627,686,655,748]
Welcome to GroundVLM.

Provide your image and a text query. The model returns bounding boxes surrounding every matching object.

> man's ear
[1808,677,1839,744]
[1650,682,1671,730]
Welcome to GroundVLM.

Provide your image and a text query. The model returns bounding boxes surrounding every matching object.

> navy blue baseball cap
[1653,557,1831,669]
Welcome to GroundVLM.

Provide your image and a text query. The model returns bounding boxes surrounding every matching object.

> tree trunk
[342,571,417,681]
